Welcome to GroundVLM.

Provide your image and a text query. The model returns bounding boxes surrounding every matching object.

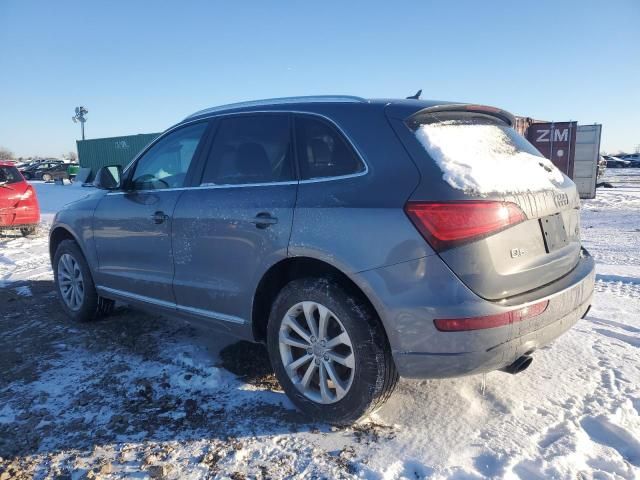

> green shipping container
[76,133,160,179]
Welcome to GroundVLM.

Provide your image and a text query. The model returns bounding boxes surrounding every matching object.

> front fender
[49,189,105,271]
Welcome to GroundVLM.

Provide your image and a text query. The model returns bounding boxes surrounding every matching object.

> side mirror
[94,165,123,190]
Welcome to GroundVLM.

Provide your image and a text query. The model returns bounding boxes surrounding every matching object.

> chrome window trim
[117,110,369,194]
[97,285,246,325]
[121,118,213,178]
[105,180,300,195]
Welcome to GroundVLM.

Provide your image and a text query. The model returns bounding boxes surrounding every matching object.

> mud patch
[219,340,281,390]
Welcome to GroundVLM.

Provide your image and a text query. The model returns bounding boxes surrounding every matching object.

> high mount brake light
[434,300,549,332]
[404,201,527,251]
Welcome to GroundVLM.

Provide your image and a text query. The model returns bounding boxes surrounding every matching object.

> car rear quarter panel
[288,104,434,273]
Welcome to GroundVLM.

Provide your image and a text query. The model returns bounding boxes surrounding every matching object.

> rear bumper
[0,207,40,228]
[356,248,595,379]
[394,291,591,378]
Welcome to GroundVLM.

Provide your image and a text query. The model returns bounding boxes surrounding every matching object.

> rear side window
[295,116,365,180]
[201,115,294,185]
[0,166,23,184]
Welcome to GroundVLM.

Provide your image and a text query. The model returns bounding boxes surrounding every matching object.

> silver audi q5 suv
[50,96,595,423]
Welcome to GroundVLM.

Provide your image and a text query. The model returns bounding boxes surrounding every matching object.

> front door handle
[250,212,278,229]
[151,211,169,224]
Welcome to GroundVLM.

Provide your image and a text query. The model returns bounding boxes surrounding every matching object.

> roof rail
[186,95,367,119]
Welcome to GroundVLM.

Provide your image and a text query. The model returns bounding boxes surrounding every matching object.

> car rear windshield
[0,166,23,184]
[406,112,565,195]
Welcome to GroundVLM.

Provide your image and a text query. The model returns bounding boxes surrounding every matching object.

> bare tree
[65,151,78,162]
[0,146,14,160]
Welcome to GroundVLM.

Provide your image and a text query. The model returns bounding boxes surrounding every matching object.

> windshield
[409,113,566,195]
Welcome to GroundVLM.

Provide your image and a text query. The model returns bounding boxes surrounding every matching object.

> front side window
[131,122,208,190]
[295,116,365,180]
[201,115,294,185]
[0,166,22,184]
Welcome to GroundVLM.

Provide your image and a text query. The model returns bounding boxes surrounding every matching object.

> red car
[0,161,40,236]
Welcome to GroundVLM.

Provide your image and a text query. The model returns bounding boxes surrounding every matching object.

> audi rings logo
[554,192,569,208]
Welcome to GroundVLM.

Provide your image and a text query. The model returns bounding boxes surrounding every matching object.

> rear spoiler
[407,103,516,128]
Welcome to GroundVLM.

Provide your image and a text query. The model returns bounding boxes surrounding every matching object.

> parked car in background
[603,155,631,168]
[0,161,40,236]
[39,162,80,182]
[620,153,640,168]
[66,163,80,181]
[49,96,595,424]
[20,160,64,180]
[16,158,61,169]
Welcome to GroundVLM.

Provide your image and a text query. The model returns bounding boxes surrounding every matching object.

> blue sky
[1,0,638,157]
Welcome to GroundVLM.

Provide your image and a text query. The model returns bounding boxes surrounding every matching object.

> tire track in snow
[581,416,640,467]
[509,330,640,477]
[595,276,640,299]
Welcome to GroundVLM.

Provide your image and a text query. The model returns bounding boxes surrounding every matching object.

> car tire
[53,239,114,322]
[267,277,398,425]
[20,226,36,236]
[42,173,52,182]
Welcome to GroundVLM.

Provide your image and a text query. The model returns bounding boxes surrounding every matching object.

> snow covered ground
[0,181,95,287]
[1,173,639,479]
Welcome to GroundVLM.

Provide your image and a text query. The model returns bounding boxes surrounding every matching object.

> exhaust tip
[500,355,533,375]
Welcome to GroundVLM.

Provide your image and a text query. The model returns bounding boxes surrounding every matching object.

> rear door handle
[250,212,278,229]
[151,211,169,224]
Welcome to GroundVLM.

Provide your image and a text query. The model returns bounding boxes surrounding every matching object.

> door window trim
[113,110,369,195]
[118,119,214,193]
[193,112,296,188]
[292,112,368,182]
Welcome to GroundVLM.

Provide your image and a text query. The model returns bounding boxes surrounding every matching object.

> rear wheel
[42,173,53,182]
[267,277,398,425]
[20,226,36,236]
[53,239,114,321]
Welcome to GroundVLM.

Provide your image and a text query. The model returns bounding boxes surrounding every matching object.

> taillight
[434,300,549,332]
[19,187,33,200]
[404,201,527,251]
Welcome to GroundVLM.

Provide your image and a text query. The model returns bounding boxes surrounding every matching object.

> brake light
[20,187,33,200]
[404,201,527,251]
[434,300,549,332]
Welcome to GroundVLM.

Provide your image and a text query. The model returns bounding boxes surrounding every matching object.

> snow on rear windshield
[414,120,565,195]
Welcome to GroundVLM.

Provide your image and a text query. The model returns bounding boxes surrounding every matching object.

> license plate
[540,214,568,252]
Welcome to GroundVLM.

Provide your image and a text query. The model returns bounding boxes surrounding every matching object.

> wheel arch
[49,225,83,265]
[251,256,386,344]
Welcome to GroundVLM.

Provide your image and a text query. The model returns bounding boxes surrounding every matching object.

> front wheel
[42,173,53,182]
[53,239,114,321]
[267,277,398,425]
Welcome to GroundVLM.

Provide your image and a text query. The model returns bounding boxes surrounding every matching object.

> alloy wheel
[279,301,355,404]
[57,253,84,311]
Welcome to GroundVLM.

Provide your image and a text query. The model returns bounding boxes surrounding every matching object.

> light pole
[72,106,88,140]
